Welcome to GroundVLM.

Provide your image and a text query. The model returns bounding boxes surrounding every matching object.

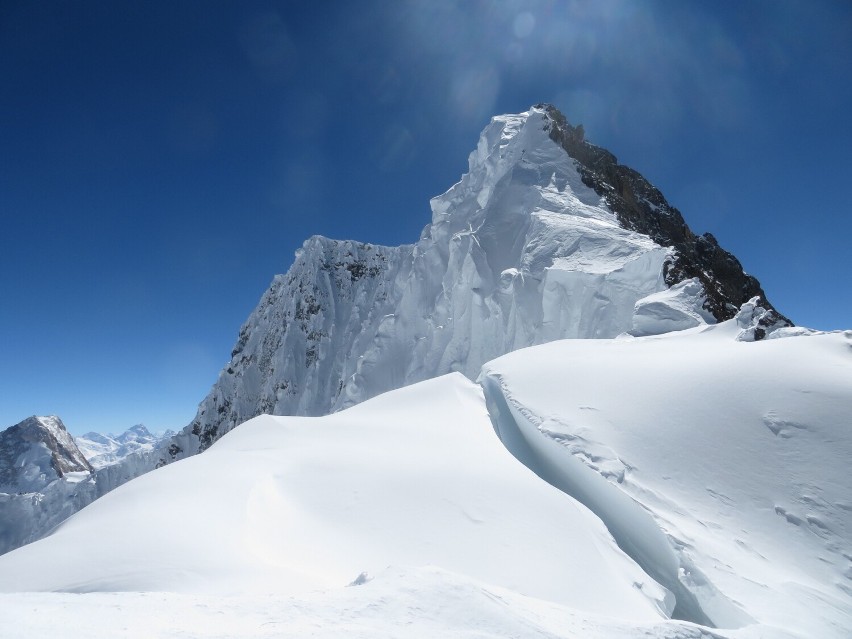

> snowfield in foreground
[0,567,795,639]
[0,375,669,633]
[1,321,850,639]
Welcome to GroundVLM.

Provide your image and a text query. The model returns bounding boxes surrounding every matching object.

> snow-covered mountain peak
[118,424,152,441]
[0,415,92,494]
[74,424,172,471]
[538,104,788,325]
[429,105,612,234]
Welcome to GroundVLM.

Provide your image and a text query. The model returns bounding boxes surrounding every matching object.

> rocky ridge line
[539,103,791,333]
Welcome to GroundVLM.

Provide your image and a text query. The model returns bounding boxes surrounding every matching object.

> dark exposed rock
[538,104,791,330]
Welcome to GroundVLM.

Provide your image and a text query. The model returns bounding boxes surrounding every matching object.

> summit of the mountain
[75,424,171,470]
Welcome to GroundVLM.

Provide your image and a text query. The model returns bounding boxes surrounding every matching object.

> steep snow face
[75,425,171,470]
[171,107,675,459]
[0,374,671,623]
[168,238,411,456]
[631,278,716,337]
[397,108,669,367]
[479,324,852,638]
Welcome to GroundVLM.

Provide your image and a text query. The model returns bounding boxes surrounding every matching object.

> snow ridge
[2,328,848,638]
[478,325,852,638]
[479,372,741,628]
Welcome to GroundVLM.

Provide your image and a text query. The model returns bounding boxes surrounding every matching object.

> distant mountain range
[74,424,174,470]
[0,417,171,554]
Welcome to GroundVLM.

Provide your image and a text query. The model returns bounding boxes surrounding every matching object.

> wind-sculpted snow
[0,374,671,623]
[631,278,715,336]
[479,321,852,639]
[4,567,782,639]
[2,566,775,639]
[1,336,842,638]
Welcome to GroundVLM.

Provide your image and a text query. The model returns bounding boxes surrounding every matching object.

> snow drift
[480,316,852,638]
[2,316,848,638]
[0,374,670,622]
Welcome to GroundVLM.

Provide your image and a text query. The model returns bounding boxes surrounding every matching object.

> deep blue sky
[2,1,850,435]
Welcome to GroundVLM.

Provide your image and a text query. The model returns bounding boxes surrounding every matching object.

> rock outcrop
[540,104,790,325]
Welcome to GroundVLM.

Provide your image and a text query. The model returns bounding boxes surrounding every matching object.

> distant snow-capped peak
[75,425,173,470]
[0,415,92,494]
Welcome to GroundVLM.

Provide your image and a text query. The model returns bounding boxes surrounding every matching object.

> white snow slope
[1,374,682,637]
[2,314,849,638]
[480,317,852,639]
